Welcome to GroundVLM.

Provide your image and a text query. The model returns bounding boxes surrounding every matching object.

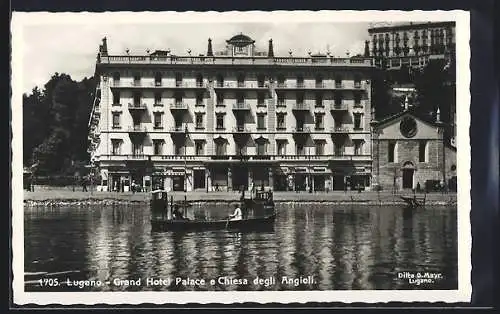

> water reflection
[24,204,458,291]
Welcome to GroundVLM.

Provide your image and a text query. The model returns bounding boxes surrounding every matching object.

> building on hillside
[365,21,456,70]
[365,21,457,150]
[87,34,375,193]
[370,105,457,192]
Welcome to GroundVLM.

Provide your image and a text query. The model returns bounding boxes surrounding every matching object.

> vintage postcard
[11,10,471,305]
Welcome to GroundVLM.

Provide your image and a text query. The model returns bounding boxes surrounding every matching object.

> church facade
[371,109,457,192]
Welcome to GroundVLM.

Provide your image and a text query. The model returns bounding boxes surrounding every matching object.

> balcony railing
[111,81,207,89]
[233,126,251,133]
[127,126,148,133]
[292,103,311,111]
[293,126,311,133]
[353,101,364,109]
[98,154,372,162]
[100,55,374,67]
[128,103,147,110]
[170,102,188,110]
[273,81,366,90]
[170,126,187,132]
[232,103,251,110]
[129,154,148,160]
[330,102,348,111]
[331,126,351,133]
[174,82,206,89]
[214,82,270,89]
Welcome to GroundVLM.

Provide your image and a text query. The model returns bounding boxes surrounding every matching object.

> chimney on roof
[101,37,108,56]
[207,38,213,57]
[364,40,370,57]
[268,39,274,58]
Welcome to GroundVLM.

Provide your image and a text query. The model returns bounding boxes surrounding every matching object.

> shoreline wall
[23,198,457,207]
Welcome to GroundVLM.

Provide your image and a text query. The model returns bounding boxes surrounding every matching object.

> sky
[13,11,448,93]
[17,18,378,93]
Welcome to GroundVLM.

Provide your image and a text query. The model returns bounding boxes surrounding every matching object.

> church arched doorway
[402,161,415,189]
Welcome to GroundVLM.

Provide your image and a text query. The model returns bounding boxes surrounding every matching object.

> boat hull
[151,214,276,232]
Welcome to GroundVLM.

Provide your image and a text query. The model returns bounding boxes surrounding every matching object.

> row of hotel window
[111,72,364,87]
[113,92,364,107]
[373,28,452,40]
[372,28,452,47]
[110,139,366,156]
[112,112,365,130]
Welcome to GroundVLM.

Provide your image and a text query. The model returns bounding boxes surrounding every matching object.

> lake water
[24,204,458,291]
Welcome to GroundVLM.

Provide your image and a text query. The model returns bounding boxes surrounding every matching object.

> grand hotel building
[88,34,374,192]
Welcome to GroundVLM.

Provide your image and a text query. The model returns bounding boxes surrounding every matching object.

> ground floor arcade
[96,160,372,192]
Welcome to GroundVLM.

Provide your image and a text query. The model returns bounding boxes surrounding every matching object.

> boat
[400,193,426,208]
[240,188,275,214]
[151,213,276,232]
[150,189,276,232]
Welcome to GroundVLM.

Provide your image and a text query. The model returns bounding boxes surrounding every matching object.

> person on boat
[229,204,243,221]
[172,205,184,220]
[81,176,88,192]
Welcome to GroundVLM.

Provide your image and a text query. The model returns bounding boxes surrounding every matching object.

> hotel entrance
[313,174,326,191]
[273,169,288,191]
[110,174,122,192]
[172,175,185,191]
[333,175,345,191]
[152,175,165,190]
[211,167,228,191]
[193,169,206,190]
[295,173,307,191]
[349,175,370,191]
[252,166,269,189]
[232,165,248,191]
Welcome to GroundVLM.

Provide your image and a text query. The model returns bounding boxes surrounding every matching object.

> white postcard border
[11,9,471,305]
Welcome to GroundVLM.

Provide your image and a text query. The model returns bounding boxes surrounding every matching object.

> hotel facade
[367,21,456,70]
[88,34,375,192]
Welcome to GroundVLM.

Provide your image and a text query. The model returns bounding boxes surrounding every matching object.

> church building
[370,102,457,192]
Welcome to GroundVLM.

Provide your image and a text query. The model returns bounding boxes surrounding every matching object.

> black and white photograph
[11,10,471,305]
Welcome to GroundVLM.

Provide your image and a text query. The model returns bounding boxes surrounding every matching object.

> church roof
[371,108,442,129]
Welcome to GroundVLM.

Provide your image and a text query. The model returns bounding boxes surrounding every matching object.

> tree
[23,87,48,165]
[371,67,401,120]
[23,73,97,174]
[413,58,455,124]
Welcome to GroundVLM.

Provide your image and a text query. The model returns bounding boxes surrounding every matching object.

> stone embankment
[22,189,458,207]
